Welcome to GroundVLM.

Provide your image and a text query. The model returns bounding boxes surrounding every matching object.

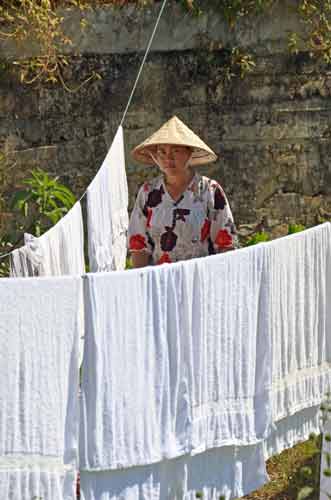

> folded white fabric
[80,443,268,500]
[320,418,331,500]
[266,223,331,424]
[87,126,129,272]
[80,244,272,472]
[10,201,85,277]
[264,405,321,460]
[0,275,81,499]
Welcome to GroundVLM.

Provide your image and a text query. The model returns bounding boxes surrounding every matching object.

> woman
[128,116,237,268]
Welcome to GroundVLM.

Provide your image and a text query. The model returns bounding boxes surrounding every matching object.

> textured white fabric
[320,419,331,500]
[80,245,272,472]
[9,201,85,277]
[266,223,331,423]
[87,126,129,272]
[0,276,81,499]
[80,443,268,500]
[264,406,321,460]
[0,470,76,500]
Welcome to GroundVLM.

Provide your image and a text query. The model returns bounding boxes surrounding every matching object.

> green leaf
[297,486,314,500]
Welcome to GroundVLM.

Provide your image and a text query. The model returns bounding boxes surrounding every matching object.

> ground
[243,436,321,500]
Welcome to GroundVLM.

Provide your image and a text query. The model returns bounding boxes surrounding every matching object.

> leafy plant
[289,0,331,63]
[288,223,306,234]
[0,0,101,89]
[12,168,76,237]
[245,231,270,246]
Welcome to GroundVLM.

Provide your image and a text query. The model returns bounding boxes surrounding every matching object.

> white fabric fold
[9,201,85,277]
[0,275,81,499]
[264,405,321,460]
[266,223,331,423]
[80,245,272,472]
[87,126,129,272]
[80,443,268,500]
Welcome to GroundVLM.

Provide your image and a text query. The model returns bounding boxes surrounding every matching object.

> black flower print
[146,185,165,208]
[160,226,178,252]
[174,208,191,223]
[214,186,226,210]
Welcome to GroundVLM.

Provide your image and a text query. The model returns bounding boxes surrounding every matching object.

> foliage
[289,0,331,64]
[0,0,101,88]
[0,0,330,88]
[288,223,306,234]
[245,231,270,246]
[11,168,76,237]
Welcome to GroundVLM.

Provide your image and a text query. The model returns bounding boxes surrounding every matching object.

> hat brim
[132,143,217,167]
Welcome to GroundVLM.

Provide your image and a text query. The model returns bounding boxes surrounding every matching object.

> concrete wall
[1,1,330,241]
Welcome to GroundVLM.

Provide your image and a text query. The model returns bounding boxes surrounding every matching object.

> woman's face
[155,144,192,176]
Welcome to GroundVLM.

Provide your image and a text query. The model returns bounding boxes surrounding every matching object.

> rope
[0,250,13,261]
[120,0,168,128]
[0,0,168,262]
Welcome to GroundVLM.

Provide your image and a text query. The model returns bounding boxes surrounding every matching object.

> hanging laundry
[320,417,331,500]
[0,275,81,500]
[266,223,331,433]
[87,126,129,272]
[80,245,272,471]
[80,442,268,500]
[264,405,321,460]
[9,201,85,277]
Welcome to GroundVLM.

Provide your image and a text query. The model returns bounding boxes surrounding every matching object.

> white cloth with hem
[0,275,81,499]
[80,443,268,500]
[80,245,272,471]
[266,224,331,423]
[87,126,129,272]
[9,201,85,277]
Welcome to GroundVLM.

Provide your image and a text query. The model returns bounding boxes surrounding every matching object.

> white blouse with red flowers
[128,173,237,265]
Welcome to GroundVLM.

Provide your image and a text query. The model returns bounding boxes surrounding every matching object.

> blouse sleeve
[128,184,153,255]
[208,181,238,252]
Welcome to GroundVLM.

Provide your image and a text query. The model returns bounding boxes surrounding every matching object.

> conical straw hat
[131,116,217,166]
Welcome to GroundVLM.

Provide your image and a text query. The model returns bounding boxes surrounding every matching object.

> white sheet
[266,223,331,423]
[320,418,331,500]
[9,201,85,277]
[80,443,268,500]
[80,244,272,472]
[87,126,129,272]
[0,275,81,499]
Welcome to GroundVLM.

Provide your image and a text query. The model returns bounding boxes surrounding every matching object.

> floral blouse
[128,173,237,265]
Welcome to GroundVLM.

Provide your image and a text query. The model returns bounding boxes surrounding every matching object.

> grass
[243,436,322,500]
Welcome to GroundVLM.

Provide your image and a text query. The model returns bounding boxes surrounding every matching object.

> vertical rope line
[119,0,168,127]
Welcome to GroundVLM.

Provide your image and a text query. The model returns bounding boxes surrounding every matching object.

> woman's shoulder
[196,175,224,194]
[139,175,163,194]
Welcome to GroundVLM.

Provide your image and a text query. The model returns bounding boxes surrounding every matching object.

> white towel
[80,443,268,500]
[87,126,129,272]
[320,418,331,500]
[264,405,321,460]
[10,201,85,277]
[266,223,331,423]
[80,244,272,472]
[0,275,81,499]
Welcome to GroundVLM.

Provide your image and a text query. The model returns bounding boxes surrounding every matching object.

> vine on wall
[0,0,101,89]
[0,0,330,87]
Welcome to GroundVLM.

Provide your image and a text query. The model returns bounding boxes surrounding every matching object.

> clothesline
[0,0,168,262]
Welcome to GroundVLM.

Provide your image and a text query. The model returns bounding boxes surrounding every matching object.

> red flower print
[143,182,149,192]
[158,252,172,265]
[129,234,146,251]
[215,229,233,249]
[146,208,153,229]
[200,219,211,242]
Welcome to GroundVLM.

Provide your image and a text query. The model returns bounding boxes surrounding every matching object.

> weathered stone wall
[1,1,331,242]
